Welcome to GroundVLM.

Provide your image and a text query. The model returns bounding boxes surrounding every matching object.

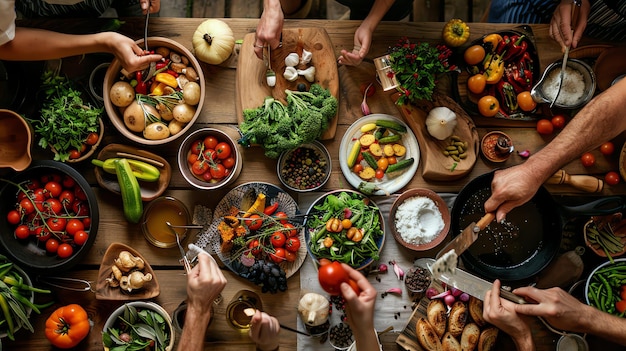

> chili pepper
[503,35,527,61]
[155,61,169,70]
[134,71,147,95]
[155,72,178,88]
[165,69,179,78]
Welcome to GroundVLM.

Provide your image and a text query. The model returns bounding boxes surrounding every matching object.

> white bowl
[102,301,174,351]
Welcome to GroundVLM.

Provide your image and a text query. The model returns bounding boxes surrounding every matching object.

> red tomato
[536,119,554,135]
[274,212,288,224]
[210,164,226,179]
[605,171,620,186]
[600,142,615,156]
[25,179,41,190]
[245,214,263,231]
[68,149,81,160]
[74,186,87,201]
[621,285,626,301]
[45,198,63,215]
[270,232,286,248]
[551,115,566,129]
[264,203,279,216]
[616,300,626,314]
[269,248,286,263]
[47,217,67,232]
[45,238,60,254]
[581,152,596,167]
[59,190,75,207]
[375,169,385,179]
[187,152,198,165]
[283,223,298,237]
[32,193,45,212]
[66,219,85,236]
[248,239,262,256]
[284,250,297,262]
[7,210,21,225]
[285,237,301,252]
[57,243,74,258]
[190,140,204,155]
[37,228,51,242]
[204,136,218,149]
[72,200,89,217]
[85,132,99,146]
[353,164,363,173]
[73,231,89,246]
[317,260,360,296]
[19,198,35,215]
[14,225,30,240]
[201,171,213,182]
[215,142,231,160]
[62,175,76,189]
[192,160,209,175]
[203,149,216,162]
[82,217,91,230]
[222,157,236,169]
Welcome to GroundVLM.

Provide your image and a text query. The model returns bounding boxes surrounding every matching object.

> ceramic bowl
[594,46,626,91]
[277,141,331,192]
[177,127,242,190]
[0,109,32,171]
[584,258,626,316]
[103,37,205,145]
[481,131,514,163]
[389,188,450,251]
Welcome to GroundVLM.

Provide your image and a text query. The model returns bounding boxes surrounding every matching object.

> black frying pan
[450,171,624,281]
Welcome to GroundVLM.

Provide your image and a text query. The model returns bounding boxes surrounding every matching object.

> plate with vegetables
[194,182,307,292]
[339,114,419,196]
[304,190,385,270]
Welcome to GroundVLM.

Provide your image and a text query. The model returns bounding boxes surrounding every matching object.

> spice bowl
[141,196,191,248]
[389,188,450,251]
[405,266,432,295]
[481,131,513,163]
[328,322,354,350]
[530,58,595,109]
[277,141,331,192]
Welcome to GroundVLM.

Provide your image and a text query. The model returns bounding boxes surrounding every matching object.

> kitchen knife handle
[477,213,495,230]
[500,289,526,304]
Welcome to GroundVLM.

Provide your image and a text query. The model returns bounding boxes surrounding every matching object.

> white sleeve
[0,0,17,46]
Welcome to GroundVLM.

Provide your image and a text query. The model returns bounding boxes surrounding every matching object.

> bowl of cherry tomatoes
[0,160,99,273]
[177,127,242,190]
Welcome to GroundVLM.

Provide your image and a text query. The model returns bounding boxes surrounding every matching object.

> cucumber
[362,152,378,169]
[375,119,407,133]
[374,127,387,140]
[377,134,401,144]
[347,141,361,168]
[114,158,143,224]
[385,158,414,173]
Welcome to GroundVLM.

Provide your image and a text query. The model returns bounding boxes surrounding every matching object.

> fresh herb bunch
[30,70,102,162]
[388,37,453,105]
[102,304,171,351]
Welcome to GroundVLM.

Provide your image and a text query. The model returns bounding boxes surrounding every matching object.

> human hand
[186,253,227,316]
[483,166,543,223]
[340,263,376,330]
[483,280,534,350]
[139,0,161,14]
[108,32,162,73]
[249,310,280,351]
[337,25,372,66]
[254,0,284,59]
[549,0,590,49]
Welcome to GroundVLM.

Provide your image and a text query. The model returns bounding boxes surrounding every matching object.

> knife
[435,212,495,260]
[416,258,526,304]
[551,0,582,108]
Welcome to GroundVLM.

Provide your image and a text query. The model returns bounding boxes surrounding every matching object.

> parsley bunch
[29,70,102,162]
[388,37,452,105]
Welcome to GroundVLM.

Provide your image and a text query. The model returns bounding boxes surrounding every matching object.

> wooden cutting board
[393,93,479,181]
[235,28,339,140]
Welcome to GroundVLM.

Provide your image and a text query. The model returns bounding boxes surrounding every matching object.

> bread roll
[477,327,499,351]
[416,317,443,351]
[468,296,486,327]
[427,299,447,338]
[447,301,468,338]
[442,332,462,351]
[460,322,480,351]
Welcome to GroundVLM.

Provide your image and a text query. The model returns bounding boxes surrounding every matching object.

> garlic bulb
[300,48,312,65]
[425,106,457,140]
[283,66,298,82]
[285,53,300,67]
[297,66,316,82]
[297,293,329,326]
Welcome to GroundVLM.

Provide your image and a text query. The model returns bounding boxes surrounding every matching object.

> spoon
[165,223,204,230]
[244,308,311,336]
[265,46,276,87]
[166,221,192,273]
[142,10,156,80]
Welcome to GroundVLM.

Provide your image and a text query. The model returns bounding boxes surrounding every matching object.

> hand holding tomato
[45,304,90,349]
[338,263,377,333]
[317,259,360,296]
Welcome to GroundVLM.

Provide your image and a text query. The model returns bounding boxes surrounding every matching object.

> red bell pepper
[495,35,510,55]
[135,71,147,95]
[497,79,519,114]
[503,35,527,61]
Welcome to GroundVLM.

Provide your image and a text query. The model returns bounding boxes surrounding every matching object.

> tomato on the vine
[45,198,63,215]
[581,152,596,167]
[47,217,67,232]
[283,223,298,237]
[7,210,21,225]
[210,164,226,179]
[187,153,198,165]
[82,217,91,230]
[274,212,288,224]
[15,225,30,240]
[285,237,301,252]
[192,160,209,175]
[66,219,85,236]
[204,136,218,149]
[74,187,87,201]
[45,238,60,254]
[203,149,216,162]
[600,142,615,156]
[190,140,204,155]
[201,171,213,182]
[215,142,231,159]
[270,232,286,248]
[62,175,75,189]
[74,231,89,246]
[57,243,74,259]
[269,248,286,263]
[284,250,297,262]
[248,239,262,256]
[19,198,35,215]
[59,190,75,206]
[72,201,89,217]
[245,214,263,231]
[222,157,236,169]
[605,171,620,186]
[37,228,51,242]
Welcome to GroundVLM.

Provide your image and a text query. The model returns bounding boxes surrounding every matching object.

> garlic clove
[300,49,313,65]
[283,66,299,82]
[285,53,300,67]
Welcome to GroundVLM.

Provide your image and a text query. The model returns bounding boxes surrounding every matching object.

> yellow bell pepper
[442,19,470,47]
[151,82,167,96]
[155,72,178,88]
[483,52,505,84]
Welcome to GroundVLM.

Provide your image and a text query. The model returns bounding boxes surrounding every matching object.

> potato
[182,82,201,106]
[123,101,146,132]
[156,102,173,121]
[143,122,170,140]
[168,120,186,135]
[173,103,196,123]
[110,81,135,107]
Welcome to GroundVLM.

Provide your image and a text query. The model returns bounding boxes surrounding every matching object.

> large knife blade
[435,212,495,259]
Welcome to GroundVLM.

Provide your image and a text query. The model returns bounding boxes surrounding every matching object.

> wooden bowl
[0,109,32,171]
[94,143,171,201]
[103,37,205,145]
[583,213,626,258]
[389,188,450,251]
[95,242,160,300]
[594,46,626,91]
[62,116,104,163]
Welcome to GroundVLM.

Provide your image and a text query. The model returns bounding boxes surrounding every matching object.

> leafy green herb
[102,305,171,351]
[388,37,453,105]
[28,70,102,162]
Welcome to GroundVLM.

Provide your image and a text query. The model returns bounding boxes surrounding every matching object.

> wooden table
[3,18,625,350]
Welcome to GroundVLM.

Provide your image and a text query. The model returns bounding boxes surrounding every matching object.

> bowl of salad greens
[102,301,174,351]
[304,190,384,270]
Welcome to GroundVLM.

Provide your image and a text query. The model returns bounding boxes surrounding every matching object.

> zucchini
[114,158,143,224]
[360,123,377,133]
[375,119,407,133]
[92,158,161,182]
[385,158,414,173]
[362,152,378,169]
[347,141,361,168]
[377,134,401,144]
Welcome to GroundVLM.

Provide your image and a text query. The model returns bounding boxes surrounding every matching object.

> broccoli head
[320,96,338,121]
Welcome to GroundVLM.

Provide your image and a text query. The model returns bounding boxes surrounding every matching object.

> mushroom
[115,251,145,272]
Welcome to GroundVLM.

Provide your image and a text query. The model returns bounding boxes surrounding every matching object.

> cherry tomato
[57,243,74,259]
[202,171,213,182]
[68,149,81,160]
[45,238,60,254]
[270,231,286,248]
[191,160,209,175]
[203,149,216,162]
[47,217,67,232]
[377,158,389,171]
[464,45,486,66]
[517,91,537,112]
[62,175,76,189]
[72,200,89,217]
[285,237,301,252]
[581,152,596,167]
[187,152,199,165]
[82,217,91,230]
[215,142,232,160]
[317,260,360,296]
[284,250,297,262]
[190,140,204,155]
[73,230,89,246]
[59,190,75,207]
[263,203,279,216]
[210,164,226,179]
[37,228,51,242]
[85,132,99,146]
[600,142,615,156]
[269,248,286,263]
[66,219,85,236]
[467,74,487,94]
[222,157,236,169]
[15,225,30,239]
[387,156,397,165]
[25,179,41,190]
[274,212,288,224]
[19,198,35,215]
[79,144,87,153]
[248,239,262,256]
[204,136,218,150]
[7,210,21,225]
[551,115,566,129]
[245,214,263,231]
[375,169,385,179]
[605,171,620,186]
[45,198,63,215]
[360,82,376,97]
[477,95,499,117]
[74,186,87,201]
[32,193,45,211]
[353,164,364,173]
[536,119,554,135]
[283,223,298,237]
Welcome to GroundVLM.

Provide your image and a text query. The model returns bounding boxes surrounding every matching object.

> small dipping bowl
[530,58,596,109]
[0,109,32,171]
[277,141,331,192]
[141,196,191,248]
[481,131,513,163]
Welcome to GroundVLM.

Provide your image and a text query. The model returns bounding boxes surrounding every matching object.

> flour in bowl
[394,196,444,245]
[544,66,585,106]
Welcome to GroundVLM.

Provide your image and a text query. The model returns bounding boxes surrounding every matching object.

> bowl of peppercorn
[277,141,331,192]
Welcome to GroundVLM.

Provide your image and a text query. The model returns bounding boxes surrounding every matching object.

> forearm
[512,334,536,351]
[176,304,212,351]
[0,28,117,61]
[579,305,626,345]
[361,0,395,31]
[352,326,380,351]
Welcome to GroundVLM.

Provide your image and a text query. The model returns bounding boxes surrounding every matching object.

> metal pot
[450,171,623,281]
[530,58,596,109]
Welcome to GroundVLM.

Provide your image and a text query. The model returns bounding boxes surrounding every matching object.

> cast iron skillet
[0,160,99,274]
[450,171,624,282]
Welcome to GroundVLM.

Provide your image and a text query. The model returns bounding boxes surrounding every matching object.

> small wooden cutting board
[235,27,339,140]
[393,93,479,181]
